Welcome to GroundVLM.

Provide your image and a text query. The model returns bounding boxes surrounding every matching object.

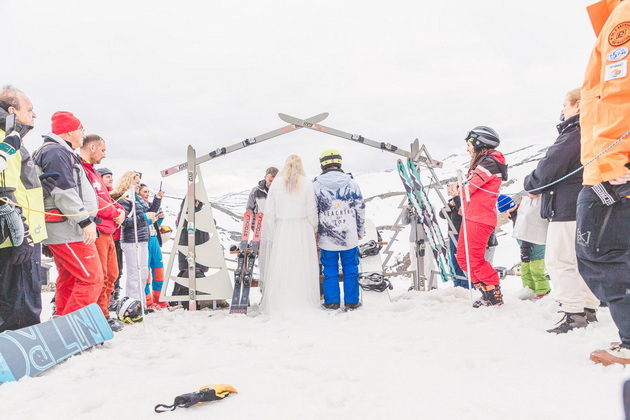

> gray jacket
[33,134,98,245]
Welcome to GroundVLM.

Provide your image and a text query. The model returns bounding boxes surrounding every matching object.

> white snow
[2,151,629,420]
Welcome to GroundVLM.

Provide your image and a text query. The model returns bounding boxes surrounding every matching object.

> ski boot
[108,287,122,312]
[472,283,489,308]
[106,317,125,332]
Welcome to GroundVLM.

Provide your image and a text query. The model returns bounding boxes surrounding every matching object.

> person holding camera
[0,85,50,332]
[33,111,102,317]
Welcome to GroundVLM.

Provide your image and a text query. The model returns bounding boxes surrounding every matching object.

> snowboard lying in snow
[358,219,392,305]
[0,303,113,384]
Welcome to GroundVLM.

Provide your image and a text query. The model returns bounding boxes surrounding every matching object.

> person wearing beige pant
[524,88,599,334]
[545,221,599,312]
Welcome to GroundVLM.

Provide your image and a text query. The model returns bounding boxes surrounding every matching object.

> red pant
[49,241,104,316]
[95,233,119,317]
[456,219,500,286]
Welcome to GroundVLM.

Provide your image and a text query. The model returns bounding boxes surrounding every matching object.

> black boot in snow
[585,308,598,323]
[485,285,504,306]
[547,312,589,334]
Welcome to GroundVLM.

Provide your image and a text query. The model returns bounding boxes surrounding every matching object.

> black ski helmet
[117,297,143,324]
[465,126,500,150]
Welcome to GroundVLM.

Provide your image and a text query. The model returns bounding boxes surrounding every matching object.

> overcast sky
[3,0,597,196]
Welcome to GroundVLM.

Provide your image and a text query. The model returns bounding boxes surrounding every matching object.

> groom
[314,149,365,310]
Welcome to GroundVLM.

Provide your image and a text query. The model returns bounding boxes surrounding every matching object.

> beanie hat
[96,167,113,177]
[319,149,342,170]
[497,194,516,213]
[51,111,82,135]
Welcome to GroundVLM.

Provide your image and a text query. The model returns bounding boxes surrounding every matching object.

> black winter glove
[40,176,57,197]
[10,233,34,265]
[592,181,630,206]
[42,244,53,258]
[0,201,24,246]
[2,134,22,151]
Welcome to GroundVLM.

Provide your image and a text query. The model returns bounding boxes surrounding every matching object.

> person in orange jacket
[577,0,630,366]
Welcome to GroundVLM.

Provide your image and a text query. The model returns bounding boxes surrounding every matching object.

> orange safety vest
[581,0,630,185]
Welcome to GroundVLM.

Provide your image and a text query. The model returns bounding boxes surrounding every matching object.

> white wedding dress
[259,174,320,317]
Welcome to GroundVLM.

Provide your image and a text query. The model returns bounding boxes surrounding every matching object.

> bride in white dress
[259,154,320,317]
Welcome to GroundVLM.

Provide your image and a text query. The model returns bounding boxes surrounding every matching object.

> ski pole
[129,185,147,327]
[457,170,474,304]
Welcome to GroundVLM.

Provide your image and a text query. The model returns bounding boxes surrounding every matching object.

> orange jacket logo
[609,21,630,46]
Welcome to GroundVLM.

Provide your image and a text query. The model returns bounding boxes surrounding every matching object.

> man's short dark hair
[266,167,278,177]
[82,134,104,148]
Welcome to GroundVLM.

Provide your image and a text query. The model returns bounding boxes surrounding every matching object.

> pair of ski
[229,211,264,314]
[397,158,455,283]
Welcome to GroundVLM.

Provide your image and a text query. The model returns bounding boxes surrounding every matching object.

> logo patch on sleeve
[604,60,627,81]
[607,46,628,61]
[609,22,630,46]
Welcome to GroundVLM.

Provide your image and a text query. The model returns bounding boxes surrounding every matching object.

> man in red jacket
[80,134,125,331]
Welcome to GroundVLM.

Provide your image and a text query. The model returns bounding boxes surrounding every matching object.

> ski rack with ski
[380,139,459,291]
[161,114,451,304]
[161,113,330,177]
[277,113,442,169]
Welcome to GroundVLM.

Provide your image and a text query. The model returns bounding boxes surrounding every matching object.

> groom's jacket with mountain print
[313,168,365,251]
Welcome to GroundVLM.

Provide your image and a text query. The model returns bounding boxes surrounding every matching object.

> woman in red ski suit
[456,126,507,307]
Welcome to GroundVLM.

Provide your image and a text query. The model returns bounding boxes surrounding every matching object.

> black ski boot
[585,308,598,323]
[108,287,121,312]
[472,283,489,308]
[547,312,589,334]
[106,317,125,332]
[485,285,504,306]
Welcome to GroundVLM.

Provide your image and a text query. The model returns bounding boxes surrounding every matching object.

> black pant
[0,243,42,332]
[114,239,123,289]
[576,186,630,347]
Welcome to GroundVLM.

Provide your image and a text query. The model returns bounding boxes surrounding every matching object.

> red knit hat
[51,111,83,135]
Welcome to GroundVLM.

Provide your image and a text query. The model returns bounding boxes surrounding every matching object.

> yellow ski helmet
[319,149,342,169]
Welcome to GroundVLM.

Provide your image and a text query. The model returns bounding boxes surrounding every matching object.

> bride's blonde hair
[280,154,306,192]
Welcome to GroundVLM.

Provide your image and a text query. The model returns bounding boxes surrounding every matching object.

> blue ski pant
[576,187,630,348]
[144,235,164,294]
[320,248,360,305]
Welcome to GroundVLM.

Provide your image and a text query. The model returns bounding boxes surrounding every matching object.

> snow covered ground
[3,268,628,419]
[2,151,629,419]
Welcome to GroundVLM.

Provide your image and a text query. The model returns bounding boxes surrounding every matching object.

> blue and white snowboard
[0,303,113,384]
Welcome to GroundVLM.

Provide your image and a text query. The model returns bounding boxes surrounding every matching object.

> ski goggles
[465,131,480,143]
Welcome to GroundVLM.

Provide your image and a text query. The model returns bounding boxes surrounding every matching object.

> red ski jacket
[460,150,507,227]
[82,160,124,235]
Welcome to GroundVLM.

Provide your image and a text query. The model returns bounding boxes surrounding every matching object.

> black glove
[520,241,532,263]
[42,244,53,258]
[10,233,34,265]
[40,176,57,197]
[0,201,24,246]
[39,172,60,197]
[154,384,238,413]
[2,134,21,151]
[592,181,630,206]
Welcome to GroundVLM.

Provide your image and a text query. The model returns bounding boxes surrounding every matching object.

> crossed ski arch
[161,113,460,305]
